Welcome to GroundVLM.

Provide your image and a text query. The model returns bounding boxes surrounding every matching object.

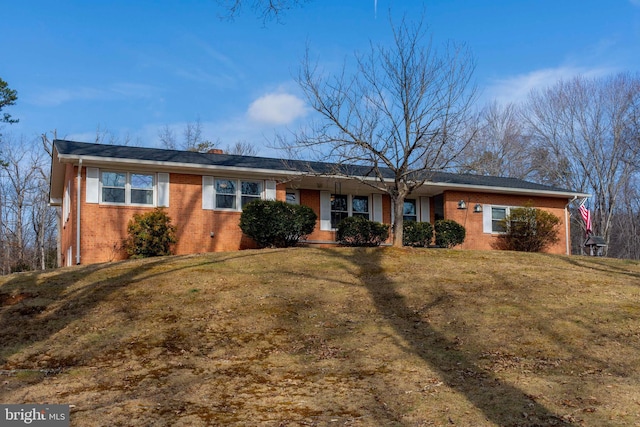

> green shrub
[124,208,177,258]
[496,207,560,252]
[239,200,317,248]
[434,219,466,248]
[403,221,433,247]
[337,216,390,247]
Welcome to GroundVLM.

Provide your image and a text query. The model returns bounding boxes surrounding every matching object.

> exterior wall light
[474,203,483,213]
[458,200,467,209]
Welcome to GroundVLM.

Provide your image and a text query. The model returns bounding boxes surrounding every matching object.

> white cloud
[484,65,616,104]
[29,83,158,107]
[30,87,105,107]
[247,92,308,125]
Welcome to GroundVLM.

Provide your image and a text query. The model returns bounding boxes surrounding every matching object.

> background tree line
[1,53,638,273]
[456,73,640,258]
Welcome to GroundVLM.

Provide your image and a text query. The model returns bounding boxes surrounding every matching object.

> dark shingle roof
[53,139,580,195]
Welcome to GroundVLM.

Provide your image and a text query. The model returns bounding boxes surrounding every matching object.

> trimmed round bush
[124,208,177,258]
[337,216,390,247]
[403,221,434,247]
[239,200,317,248]
[434,219,466,248]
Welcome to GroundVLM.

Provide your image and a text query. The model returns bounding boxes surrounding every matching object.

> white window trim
[403,198,419,222]
[203,177,274,211]
[322,193,373,230]
[286,189,300,205]
[99,170,157,207]
[483,204,514,234]
[63,181,71,224]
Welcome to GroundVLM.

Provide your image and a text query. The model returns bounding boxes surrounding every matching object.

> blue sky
[4,0,640,156]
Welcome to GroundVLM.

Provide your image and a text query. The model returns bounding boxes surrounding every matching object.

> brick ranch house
[49,139,589,266]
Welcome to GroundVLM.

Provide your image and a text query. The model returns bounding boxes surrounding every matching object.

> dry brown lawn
[1,247,639,426]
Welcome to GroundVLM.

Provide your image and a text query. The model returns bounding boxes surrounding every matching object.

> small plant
[336,216,390,247]
[124,208,177,258]
[239,200,317,248]
[434,219,466,248]
[403,221,433,247]
[496,206,560,252]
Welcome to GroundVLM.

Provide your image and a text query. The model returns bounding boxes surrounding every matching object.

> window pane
[216,179,236,194]
[131,174,153,189]
[352,196,369,214]
[216,194,236,209]
[286,192,298,204]
[102,188,125,203]
[492,207,507,232]
[331,211,349,229]
[241,195,260,208]
[241,181,262,195]
[102,172,125,187]
[131,189,154,205]
[331,194,348,212]
[404,200,416,216]
[492,207,506,220]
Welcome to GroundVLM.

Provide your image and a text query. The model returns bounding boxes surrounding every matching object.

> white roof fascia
[55,153,589,199]
[421,181,590,199]
[55,154,302,178]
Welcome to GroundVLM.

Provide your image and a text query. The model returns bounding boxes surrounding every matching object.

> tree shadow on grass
[322,247,578,427]
[0,251,269,371]
[541,253,640,282]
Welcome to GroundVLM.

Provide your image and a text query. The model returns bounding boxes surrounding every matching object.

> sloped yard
[1,248,639,426]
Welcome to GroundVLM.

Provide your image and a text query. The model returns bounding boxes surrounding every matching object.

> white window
[63,181,71,224]
[491,206,508,233]
[326,194,372,229]
[241,181,263,208]
[100,171,156,206]
[483,205,513,233]
[215,179,263,210]
[203,177,272,211]
[352,195,369,218]
[215,179,237,209]
[286,190,300,205]
[331,194,349,228]
[403,199,418,222]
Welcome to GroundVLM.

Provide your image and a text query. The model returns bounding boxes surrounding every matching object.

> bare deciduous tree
[217,0,308,22]
[226,140,258,156]
[0,135,56,273]
[282,16,477,246]
[159,119,218,152]
[459,102,533,179]
[524,73,640,253]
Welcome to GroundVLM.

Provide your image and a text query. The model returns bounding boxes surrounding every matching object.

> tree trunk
[391,194,405,248]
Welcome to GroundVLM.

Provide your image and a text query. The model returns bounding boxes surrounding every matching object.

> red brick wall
[71,170,288,264]
[442,190,569,254]
[61,167,571,265]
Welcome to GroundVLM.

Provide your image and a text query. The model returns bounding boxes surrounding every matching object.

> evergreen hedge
[239,200,317,248]
[124,208,177,258]
[434,219,466,248]
[403,221,434,247]
[336,216,390,247]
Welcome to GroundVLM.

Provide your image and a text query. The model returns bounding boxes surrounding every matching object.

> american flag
[579,202,592,235]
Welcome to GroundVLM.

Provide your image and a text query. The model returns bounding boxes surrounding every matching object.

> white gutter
[56,153,589,200]
[55,154,304,178]
[76,159,82,265]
